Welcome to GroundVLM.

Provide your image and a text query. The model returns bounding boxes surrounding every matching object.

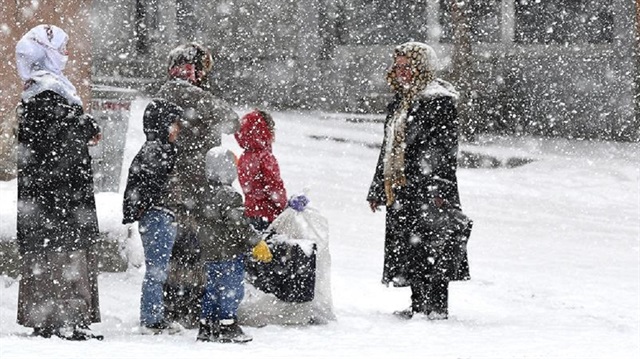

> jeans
[200,257,245,321]
[139,209,177,326]
[248,217,271,232]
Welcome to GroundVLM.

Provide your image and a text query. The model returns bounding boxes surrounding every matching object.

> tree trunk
[135,0,148,54]
[450,0,475,141]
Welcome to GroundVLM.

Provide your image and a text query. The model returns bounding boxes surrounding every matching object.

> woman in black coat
[15,25,102,340]
[367,42,471,320]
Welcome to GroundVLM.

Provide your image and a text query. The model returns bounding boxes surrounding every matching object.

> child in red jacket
[234,110,288,231]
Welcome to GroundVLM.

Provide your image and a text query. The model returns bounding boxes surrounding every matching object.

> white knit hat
[205,147,237,185]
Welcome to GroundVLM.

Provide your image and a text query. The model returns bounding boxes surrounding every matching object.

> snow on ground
[0,98,638,358]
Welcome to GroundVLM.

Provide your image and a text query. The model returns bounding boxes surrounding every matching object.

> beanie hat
[205,146,237,185]
[143,99,183,141]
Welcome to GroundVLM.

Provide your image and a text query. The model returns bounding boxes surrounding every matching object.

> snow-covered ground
[0,98,638,358]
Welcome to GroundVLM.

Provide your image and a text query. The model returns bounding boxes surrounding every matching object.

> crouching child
[122,99,184,334]
[196,147,273,343]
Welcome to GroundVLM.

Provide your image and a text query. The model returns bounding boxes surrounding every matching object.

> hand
[288,194,309,212]
[433,197,447,208]
[369,200,381,213]
[252,240,273,263]
[88,133,102,146]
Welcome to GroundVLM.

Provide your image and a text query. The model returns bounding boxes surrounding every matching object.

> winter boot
[54,326,104,341]
[426,311,448,320]
[31,327,55,338]
[425,279,449,320]
[392,307,415,320]
[141,320,184,335]
[196,319,220,342]
[217,319,252,343]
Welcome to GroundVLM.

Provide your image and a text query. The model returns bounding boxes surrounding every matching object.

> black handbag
[246,237,317,303]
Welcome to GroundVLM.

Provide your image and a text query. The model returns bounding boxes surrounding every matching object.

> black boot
[55,326,104,341]
[217,319,252,343]
[392,307,415,320]
[196,319,219,342]
[394,280,429,319]
[426,279,449,320]
[31,327,55,338]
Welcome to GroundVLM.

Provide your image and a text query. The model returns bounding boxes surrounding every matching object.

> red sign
[91,101,131,111]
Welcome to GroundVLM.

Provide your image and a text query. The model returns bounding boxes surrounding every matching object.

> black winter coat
[17,90,100,255]
[122,141,177,224]
[367,91,470,286]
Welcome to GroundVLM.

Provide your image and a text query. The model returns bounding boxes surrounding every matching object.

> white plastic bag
[238,206,335,326]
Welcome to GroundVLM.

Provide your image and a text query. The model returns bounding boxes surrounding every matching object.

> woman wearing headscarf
[367,42,472,320]
[15,24,103,340]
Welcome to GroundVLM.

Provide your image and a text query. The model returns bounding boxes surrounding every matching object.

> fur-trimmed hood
[417,78,460,102]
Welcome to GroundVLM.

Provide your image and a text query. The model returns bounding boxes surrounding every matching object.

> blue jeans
[139,209,177,326]
[200,257,245,321]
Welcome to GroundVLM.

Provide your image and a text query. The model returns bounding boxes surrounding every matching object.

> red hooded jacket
[234,111,287,222]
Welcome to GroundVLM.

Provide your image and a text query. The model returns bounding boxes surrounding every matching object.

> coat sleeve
[260,151,288,213]
[199,95,240,148]
[77,113,101,142]
[367,100,397,203]
[219,188,262,248]
[122,145,174,224]
[122,153,143,224]
[427,97,459,200]
[366,131,387,203]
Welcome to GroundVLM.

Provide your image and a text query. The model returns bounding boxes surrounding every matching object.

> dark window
[514,0,614,44]
[439,0,502,43]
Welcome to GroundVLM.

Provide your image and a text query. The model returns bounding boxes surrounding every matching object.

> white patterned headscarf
[15,24,81,105]
[382,42,439,206]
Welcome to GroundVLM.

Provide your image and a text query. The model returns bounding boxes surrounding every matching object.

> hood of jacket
[235,110,273,152]
[142,99,183,142]
[417,78,460,102]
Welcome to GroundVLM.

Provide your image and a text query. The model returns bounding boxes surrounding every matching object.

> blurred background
[1,0,638,142]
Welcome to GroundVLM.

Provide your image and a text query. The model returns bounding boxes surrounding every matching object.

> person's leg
[198,261,220,341]
[217,257,245,321]
[426,277,449,320]
[200,261,221,321]
[393,278,426,319]
[139,210,177,326]
[410,281,427,314]
[216,257,252,343]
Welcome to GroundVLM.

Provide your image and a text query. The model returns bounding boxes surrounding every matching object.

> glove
[288,194,309,212]
[252,240,273,263]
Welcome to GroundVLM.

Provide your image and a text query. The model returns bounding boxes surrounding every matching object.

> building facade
[80,0,640,140]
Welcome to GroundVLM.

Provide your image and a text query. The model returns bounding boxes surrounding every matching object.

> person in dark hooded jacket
[122,99,184,334]
[368,42,472,320]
